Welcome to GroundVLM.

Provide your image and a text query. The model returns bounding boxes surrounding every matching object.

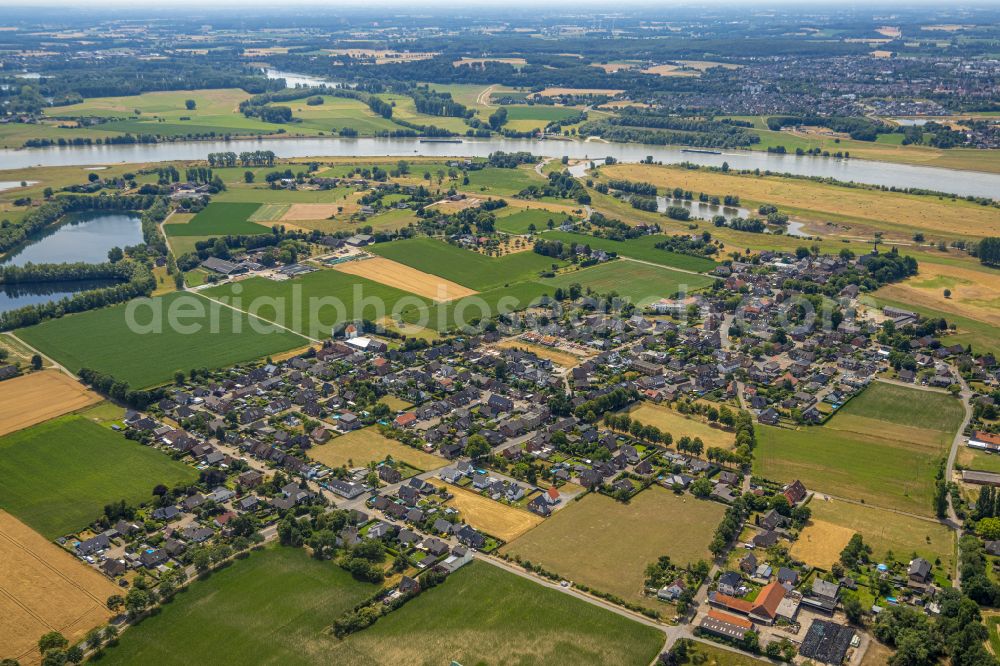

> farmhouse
[708,580,787,625]
[699,609,753,641]
[201,257,247,276]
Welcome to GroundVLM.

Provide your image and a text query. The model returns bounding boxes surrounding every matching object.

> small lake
[0,279,119,315]
[655,196,811,237]
[264,68,342,89]
[0,181,37,192]
[0,211,143,266]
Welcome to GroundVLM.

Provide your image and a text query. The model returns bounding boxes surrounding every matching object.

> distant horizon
[3,0,999,9]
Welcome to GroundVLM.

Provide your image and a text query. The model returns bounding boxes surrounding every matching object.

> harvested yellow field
[677,60,741,71]
[626,402,735,449]
[807,497,955,574]
[538,87,625,97]
[280,203,340,221]
[503,487,724,611]
[871,50,894,58]
[0,370,100,437]
[642,64,697,77]
[790,518,857,568]
[453,57,526,67]
[876,26,901,38]
[495,340,587,367]
[0,511,118,665]
[591,62,637,73]
[876,262,1000,327]
[599,164,1000,238]
[309,426,446,472]
[921,24,968,31]
[332,257,478,302]
[433,481,543,542]
[427,197,483,213]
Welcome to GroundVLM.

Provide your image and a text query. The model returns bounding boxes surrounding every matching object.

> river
[2,135,997,198]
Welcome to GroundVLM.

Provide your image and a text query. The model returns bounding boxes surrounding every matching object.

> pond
[0,279,120,316]
[0,181,37,192]
[264,69,342,89]
[655,195,812,238]
[0,211,143,266]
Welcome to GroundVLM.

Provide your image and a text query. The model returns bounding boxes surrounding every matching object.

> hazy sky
[2,0,973,7]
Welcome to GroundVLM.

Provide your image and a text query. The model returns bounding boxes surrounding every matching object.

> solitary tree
[185,99,196,110]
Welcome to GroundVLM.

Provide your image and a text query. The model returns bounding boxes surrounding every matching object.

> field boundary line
[3,331,74,378]
[0,527,110,609]
[813,492,948,525]
[0,584,55,637]
[190,291,320,343]
[618,255,706,277]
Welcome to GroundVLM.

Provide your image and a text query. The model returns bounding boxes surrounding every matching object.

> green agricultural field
[874,295,1000,358]
[542,231,719,272]
[835,381,965,434]
[376,93,471,134]
[369,237,563,290]
[203,268,430,337]
[754,421,944,517]
[497,208,573,234]
[503,486,723,613]
[502,105,583,132]
[16,292,307,387]
[0,415,196,538]
[96,547,377,666]
[165,202,271,237]
[543,259,714,305]
[399,280,553,332]
[99,550,662,666]
[326,560,664,665]
[464,166,547,196]
[280,95,403,135]
[212,185,355,204]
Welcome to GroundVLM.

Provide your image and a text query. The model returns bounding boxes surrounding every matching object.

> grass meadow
[754,382,964,516]
[598,163,1000,240]
[0,415,196,538]
[95,547,377,666]
[797,497,955,577]
[308,427,446,471]
[542,231,719,273]
[496,208,573,234]
[326,560,665,665]
[16,292,307,387]
[369,237,563,290]
[97,549,663,666]
[203,269,431,336]
[543,259,714,305]
[503,486,723,612]
[165,202,271,237]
